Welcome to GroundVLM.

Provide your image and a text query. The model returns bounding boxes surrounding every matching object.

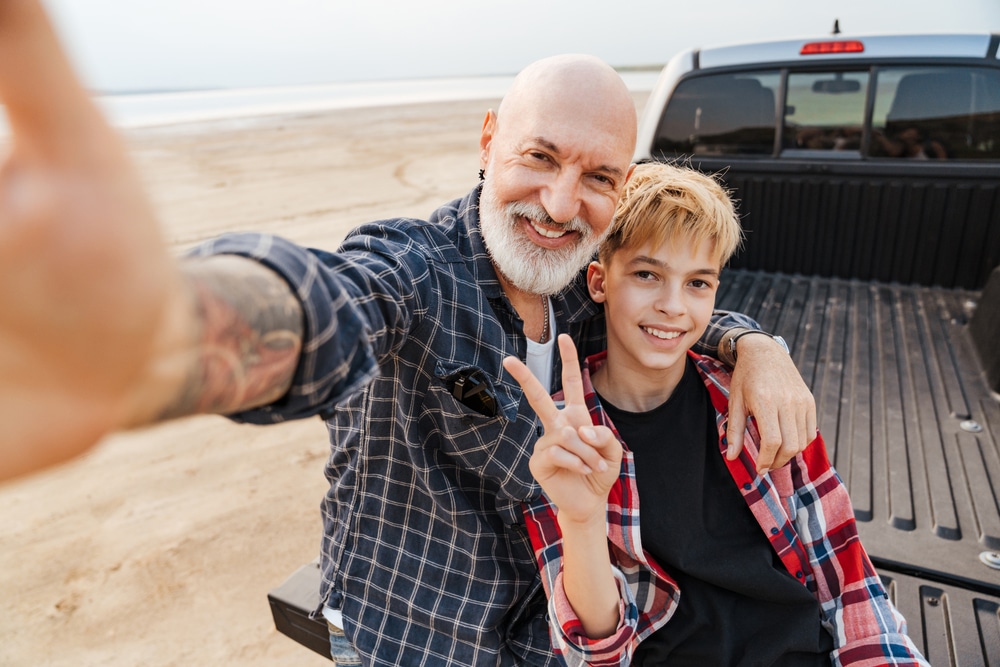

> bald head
[497,54,637,159]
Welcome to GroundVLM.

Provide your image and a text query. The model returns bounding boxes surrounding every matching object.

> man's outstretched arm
[0,1,302,481]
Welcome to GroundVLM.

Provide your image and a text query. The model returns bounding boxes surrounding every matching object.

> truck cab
[635,33,1000,289]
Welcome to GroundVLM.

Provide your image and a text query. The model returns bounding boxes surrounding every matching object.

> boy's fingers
[582,425,622,466]
[556,334,587,408]
[543,427,601,475]
[502,356,561,426]
[0,1,108,157]
[544,445,593,476]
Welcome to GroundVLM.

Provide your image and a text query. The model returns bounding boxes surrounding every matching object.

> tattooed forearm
[162,255,304,419]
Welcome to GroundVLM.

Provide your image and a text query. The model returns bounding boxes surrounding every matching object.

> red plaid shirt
[522,351,928,667]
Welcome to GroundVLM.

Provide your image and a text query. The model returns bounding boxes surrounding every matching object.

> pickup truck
[269,32,1000,665]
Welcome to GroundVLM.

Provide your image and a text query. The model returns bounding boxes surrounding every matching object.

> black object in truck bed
[270,267,1000,665]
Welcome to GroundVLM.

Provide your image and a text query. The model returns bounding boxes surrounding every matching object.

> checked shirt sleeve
[693,309,761,358]
[521,359,679,667]
[522,491,678,667]
[790,441,930,666]
[185,229,431,423]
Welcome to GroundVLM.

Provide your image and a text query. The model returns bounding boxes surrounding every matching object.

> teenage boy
[504,163,928,666]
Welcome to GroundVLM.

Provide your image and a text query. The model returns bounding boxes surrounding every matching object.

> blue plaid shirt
[190,185,759,666]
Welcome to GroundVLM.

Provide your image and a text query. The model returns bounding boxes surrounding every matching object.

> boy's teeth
[531,220,567,239]
[643,327,681,340]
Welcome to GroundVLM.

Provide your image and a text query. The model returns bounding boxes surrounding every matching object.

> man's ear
[479,110,497,171]
[587,261,607,303]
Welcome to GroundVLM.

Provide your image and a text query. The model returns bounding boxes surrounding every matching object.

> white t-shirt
[524,296,555,395]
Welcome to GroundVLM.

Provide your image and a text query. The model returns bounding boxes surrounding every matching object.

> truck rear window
[653,72,779,155]
[869,66,1000,160]
[653,65,1000,160]
[783,71,868,154]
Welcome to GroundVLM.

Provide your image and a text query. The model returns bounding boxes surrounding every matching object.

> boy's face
[588,235,721,381]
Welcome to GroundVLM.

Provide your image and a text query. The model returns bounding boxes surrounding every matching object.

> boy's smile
[587,236,721,412]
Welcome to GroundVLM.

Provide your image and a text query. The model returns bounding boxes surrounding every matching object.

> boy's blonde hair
[599,162,743,267]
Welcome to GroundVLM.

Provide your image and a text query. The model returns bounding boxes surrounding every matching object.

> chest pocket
[425,360,535,490]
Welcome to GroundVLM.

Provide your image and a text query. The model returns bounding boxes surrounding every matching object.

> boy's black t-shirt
[596,358,834,666]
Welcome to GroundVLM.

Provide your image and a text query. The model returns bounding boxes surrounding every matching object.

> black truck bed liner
[270,269,1000,664]
[718,270,1000,593]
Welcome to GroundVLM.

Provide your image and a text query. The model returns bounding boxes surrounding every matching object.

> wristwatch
[728,329,789,362]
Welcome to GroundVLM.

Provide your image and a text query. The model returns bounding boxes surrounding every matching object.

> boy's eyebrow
[629,254,721,278]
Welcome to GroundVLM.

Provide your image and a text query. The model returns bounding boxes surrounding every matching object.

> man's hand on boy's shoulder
[724,334,817,474]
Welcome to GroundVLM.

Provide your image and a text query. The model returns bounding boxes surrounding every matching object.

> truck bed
[270,269,1000,664]
[717,269,1000,665]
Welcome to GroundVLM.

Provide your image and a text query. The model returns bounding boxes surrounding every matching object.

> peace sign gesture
[503,334,622,524]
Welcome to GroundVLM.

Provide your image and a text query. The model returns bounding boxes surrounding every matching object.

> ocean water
[93,71,661,130]
[0,71,660,136]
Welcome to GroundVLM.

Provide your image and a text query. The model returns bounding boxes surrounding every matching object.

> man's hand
[0,1,179,480]
[503,335,621,523]
[725,334,817,473]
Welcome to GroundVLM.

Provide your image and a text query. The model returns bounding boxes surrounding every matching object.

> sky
[43,0,1000,93]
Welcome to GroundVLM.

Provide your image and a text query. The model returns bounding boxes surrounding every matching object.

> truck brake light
[800,40,865,55]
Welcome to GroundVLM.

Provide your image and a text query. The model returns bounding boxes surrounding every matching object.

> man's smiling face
[477,55,636,296]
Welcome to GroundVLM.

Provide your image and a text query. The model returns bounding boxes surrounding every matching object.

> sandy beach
[0,92,649,666]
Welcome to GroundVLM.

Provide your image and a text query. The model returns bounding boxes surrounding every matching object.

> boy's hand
[726,334,817,473]
[0,1,178,480]
[503,335,621,523]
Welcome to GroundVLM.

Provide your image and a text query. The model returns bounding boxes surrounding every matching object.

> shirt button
[770,527,780,535]
[796,571,804,579]
[743,483,752,491]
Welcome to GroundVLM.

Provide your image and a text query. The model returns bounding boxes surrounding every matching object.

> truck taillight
[800,40,865,55]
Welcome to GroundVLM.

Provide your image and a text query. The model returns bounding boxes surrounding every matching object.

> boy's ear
[587,261,607,303]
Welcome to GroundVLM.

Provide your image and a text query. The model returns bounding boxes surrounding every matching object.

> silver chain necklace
[539,295,550,344]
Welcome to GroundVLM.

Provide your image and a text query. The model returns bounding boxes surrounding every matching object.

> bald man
[0,3,817,663]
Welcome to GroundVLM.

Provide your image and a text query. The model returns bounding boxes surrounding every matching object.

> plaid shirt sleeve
[788,440,930,666]
[185,232,384,422]
[695,354,930,667]
[522,354,680,667]
[692,309,760,359]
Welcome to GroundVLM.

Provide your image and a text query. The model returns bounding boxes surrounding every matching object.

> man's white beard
[478,180,602,296]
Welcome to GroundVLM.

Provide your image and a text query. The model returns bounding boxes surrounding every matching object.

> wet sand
[0,92,648,667]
